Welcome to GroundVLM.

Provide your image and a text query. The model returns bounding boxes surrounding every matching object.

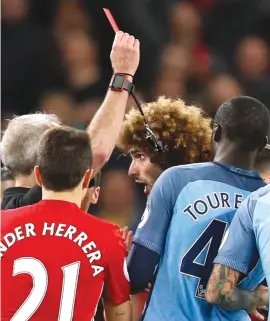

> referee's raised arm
[87,31,140,171]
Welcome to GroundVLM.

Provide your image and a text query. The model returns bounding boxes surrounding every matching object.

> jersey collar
[213,162,261,179]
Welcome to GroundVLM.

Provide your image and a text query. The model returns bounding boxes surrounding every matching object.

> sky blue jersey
[133,162,265,321]
[215,184,270,320]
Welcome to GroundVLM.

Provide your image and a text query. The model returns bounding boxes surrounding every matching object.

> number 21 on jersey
[12,257,80,321]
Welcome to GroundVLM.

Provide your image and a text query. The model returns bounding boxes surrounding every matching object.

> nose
[128,160,138,178]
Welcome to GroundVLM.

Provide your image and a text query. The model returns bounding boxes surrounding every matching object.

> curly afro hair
[118,97,212,169]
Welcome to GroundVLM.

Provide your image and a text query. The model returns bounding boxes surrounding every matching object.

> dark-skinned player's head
[212,96,269,155]
[35,127,93,201]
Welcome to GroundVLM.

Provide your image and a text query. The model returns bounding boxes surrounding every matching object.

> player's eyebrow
[129,148,141,157]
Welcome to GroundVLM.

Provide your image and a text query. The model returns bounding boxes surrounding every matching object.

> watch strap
[122,78,134,94]
[109,73,135,95]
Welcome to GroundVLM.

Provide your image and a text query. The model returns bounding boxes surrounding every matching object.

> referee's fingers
[127,35,135,47]
[134,39,140,51]
[120,32,129,47]
[112,31,124,49]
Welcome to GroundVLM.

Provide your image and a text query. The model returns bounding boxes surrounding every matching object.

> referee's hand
[110,31,140,76]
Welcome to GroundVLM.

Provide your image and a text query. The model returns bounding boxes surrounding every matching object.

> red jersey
[251,316,267,321]
[1,200,130,321]
[250,313,267,321]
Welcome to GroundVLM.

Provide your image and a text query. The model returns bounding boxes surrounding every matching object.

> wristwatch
[109,73,134,95]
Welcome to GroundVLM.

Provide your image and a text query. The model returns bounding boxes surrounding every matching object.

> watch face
[114,75,125,89]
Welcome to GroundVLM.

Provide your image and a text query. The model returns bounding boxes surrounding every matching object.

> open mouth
[135,180,151,196]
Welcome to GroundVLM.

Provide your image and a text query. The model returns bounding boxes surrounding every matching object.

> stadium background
[2,0,270,230]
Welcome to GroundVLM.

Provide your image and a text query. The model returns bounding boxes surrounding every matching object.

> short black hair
[214,96,270,151]
[37,127,92,191]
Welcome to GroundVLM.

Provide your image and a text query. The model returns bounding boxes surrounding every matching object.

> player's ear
[34,166,42,187]
[213,124,222,143]
[91,187,100,204]
[83,169,93,189]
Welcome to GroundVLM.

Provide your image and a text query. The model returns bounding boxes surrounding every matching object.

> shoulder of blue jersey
[157,162,210,185]
[248,184,270,208]
[162,162,219,183]
[253,183,270,199]
[163,162,213,176]
[158,162,224,189]
[173,162,214,171]
[240,184,270,221]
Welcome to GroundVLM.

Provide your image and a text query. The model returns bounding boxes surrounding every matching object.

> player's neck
[214,145,256,171]
[15,173,36,188]
[42,189,82,208]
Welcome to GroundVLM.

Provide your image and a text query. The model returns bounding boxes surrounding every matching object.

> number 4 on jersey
[180,219,228,299]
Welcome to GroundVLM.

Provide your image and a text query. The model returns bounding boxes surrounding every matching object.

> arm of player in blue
[127,243,159,294]
[214,194,256,275]
[128,167,180,293]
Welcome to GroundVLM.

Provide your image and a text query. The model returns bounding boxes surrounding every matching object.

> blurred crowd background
[2,0,270,229]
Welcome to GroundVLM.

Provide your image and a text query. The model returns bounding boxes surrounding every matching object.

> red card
[103,8,120,33]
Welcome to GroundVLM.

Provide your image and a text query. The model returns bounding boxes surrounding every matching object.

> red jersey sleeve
[103,227,130,304]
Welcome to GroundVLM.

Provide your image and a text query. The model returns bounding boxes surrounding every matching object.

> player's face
[128,148,162,196]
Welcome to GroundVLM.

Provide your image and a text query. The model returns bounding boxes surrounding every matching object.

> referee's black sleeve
[1,186,42,209]
[22,186,42,206]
